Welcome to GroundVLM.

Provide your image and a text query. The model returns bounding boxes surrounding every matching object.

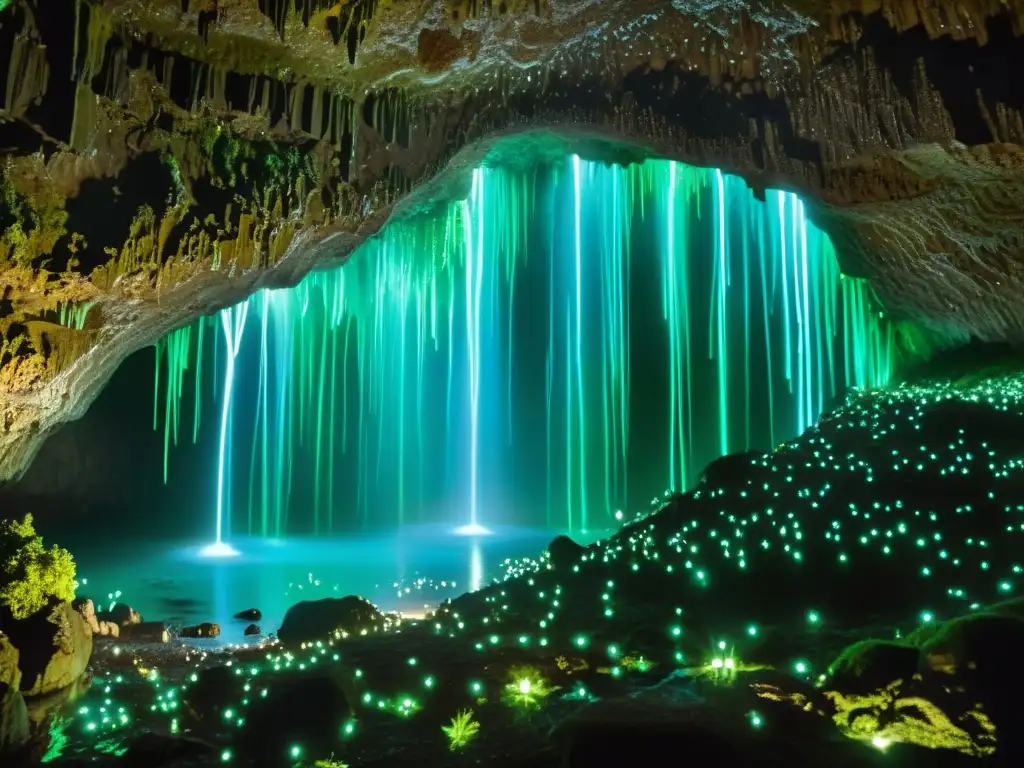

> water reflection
[470,538,484,592]
[72,525,584,644]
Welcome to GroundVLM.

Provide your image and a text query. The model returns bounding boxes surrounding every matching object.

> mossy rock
[824,639,920,694]
[0,683,29,755]
[3,601,92,697]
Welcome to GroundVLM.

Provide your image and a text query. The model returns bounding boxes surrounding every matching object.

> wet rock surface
[277,596,386,647]
[0,634,20,692]
[2,601,91,698]
[96,602,142,627]
[119,622,168,643]
[180,623,221,639]
[18,374,1024,766]
[1,0,1024,486]
[0,682,28,755]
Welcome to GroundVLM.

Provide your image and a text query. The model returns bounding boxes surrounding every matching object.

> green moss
[0,514,77,620]
[0,160,70,267]
[160,152,186,205]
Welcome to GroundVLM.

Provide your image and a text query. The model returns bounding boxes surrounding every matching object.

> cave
[1,0,1024,766]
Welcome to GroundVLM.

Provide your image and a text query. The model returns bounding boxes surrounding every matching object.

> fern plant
[442,709,480,751]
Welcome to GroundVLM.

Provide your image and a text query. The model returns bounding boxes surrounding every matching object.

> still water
[69,524,608,644]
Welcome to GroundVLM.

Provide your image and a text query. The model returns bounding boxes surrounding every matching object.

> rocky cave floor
[9,363,1024,767]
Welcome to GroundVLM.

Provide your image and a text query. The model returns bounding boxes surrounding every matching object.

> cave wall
[0,0,1023,484]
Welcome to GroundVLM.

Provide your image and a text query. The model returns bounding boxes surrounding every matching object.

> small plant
[501,666,558,709]
[0,514,77,619]
[313,757,348,768]
[442,709,480,751]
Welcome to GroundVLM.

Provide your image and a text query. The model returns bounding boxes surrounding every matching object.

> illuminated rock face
[0,0,1023,480]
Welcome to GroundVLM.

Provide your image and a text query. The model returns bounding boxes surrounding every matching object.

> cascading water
[154,156,895,548]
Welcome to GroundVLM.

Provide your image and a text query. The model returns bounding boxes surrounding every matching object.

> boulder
[3,601,92,697]
[825,639,920,694]
[243,624,261,637]
[234,608,262,621]
[181,665,240,723]
[180,623,220,639]
[547,535,586,570]
[72,598,100,635]
[278,596,384,647]
[697,449,765,490]
[119,622,168,643]
[96,620,120,638]
[96,602,142,626]
[236,672,351,760]
[0,684,29,755]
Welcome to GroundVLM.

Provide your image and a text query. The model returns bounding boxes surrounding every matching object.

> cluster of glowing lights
[69,287,1024,761]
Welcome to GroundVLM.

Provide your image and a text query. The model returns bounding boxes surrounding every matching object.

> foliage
[442,709,480,751]
[501,666,557,709]
[0,514,77,619]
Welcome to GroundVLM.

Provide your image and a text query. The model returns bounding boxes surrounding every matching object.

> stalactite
[4,30,49,117]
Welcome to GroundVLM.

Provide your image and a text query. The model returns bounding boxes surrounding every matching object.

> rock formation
[1,0,1023,481]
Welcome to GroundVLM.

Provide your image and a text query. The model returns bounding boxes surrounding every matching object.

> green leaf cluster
[0,514,77,619]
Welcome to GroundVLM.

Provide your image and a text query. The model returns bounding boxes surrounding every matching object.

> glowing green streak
[572,155,587,530]
[397,255,407,526]
[314,309,328,533]
[666,161,680,491]
[260,294,269,535]
[714,170,729,457]
[215,303,248,546]
[778,192,792,390]
[462,171,484,530]
[545,203,555,528]
[153,338,163,433]
[193,319,204,445]
[758,213,775,447]
[565,302,572,531]
[153,155,899,537]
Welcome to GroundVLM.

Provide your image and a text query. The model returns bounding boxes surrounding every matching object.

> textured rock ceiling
[0,0,1023,481]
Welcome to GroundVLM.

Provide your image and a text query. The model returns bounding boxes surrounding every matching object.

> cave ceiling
[0,0,1023,481]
